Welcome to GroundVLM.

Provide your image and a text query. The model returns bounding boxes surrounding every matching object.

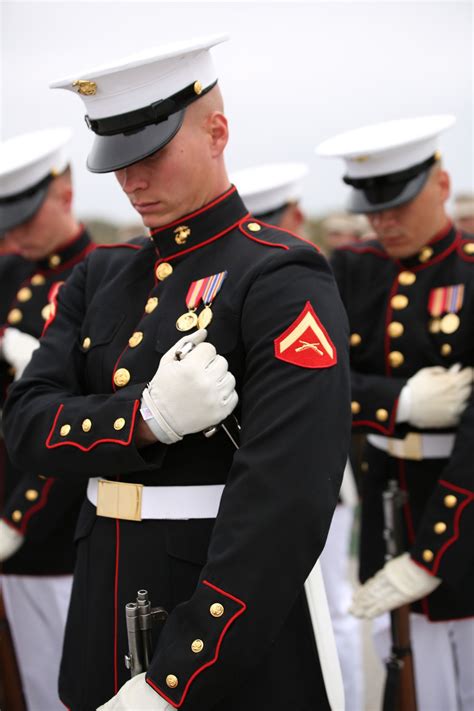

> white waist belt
[367,432,456,460]
[87,478,225,521]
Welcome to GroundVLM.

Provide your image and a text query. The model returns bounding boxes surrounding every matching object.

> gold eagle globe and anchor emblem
[174,225,191,245]
[72,80,97,96]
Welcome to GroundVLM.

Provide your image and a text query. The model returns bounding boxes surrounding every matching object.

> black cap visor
[348,169,430,214]
[0,181,50,233]
[86,109,185,173]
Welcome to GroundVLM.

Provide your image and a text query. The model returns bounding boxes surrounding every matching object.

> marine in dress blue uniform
[317,115,474,710]
[0,128,95,710]
[4,37,351,711]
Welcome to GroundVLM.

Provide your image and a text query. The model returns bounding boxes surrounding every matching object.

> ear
[207,112,228,158]
[436,169,451,202]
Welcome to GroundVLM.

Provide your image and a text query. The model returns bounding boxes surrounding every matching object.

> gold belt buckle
[96,480,143,521]
[387,433,423,461]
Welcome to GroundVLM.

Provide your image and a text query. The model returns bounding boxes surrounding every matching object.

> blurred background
[1,0,472,248]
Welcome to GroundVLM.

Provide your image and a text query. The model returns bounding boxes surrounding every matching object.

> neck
[52,217,83,252]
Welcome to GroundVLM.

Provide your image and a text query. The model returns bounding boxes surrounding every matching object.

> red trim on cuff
[432,495,473,576]
[353,399,398,435]
[45,400,140,451]
[19,477,55,534]
[147,580,247,708]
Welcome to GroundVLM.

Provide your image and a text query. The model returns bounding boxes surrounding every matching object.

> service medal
[198,306,213,329]
[176,311,199,332]
[440,313,460,334]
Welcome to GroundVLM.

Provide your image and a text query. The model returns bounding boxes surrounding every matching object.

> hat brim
[0,183,49,233]
[348,169,430,214]
[86,110,185,173]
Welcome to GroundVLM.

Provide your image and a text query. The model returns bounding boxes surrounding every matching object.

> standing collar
[149,186,249,259]
[396,221,458,270]
[36,226,93,272]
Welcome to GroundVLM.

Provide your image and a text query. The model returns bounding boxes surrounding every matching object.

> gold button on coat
[444,495,457,508]
[376,408,389,422]
[419,247,433,263]
[25,489,39,501]
[247,222,261,232]
[128,331,144,348]
[145,297,159,314]
[82,419,92,433]
[434,522,447,534]
[83,337,91,349]
[351,401,361,415]
[463,242,474,255]
[166,675,178,689]
[156,263,173,280]
[210,602,224,618]
[114,418,126,431]
[31,274,46,286]
[391,294,409,310]
[389,351,404,368]
[441,343,452,356]
[191,639,204,653]
[114,368,131,387]
[60,424,71,437]
[41,304,52,321]
[350,333,362,346]
[387,322,404,338]
[12,510,22,522]
[7,308,22,325]
[422,549,434,563]
[49,254,61,268]
[398,271,416,286]
[17,287,32,302]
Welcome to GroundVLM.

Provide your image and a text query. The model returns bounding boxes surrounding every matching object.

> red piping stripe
[147,579,246,708]
[239,223,289,250]
[45,400,140,451]
[337,244,389,258]
[96,243,141,251]
[114,518,121,694]
[150,186,237,234]
[249,219,321,252]
[153,217,248,263]
[439,479,474,497]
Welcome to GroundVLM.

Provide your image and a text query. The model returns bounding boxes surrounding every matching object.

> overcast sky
[1,1,472,224]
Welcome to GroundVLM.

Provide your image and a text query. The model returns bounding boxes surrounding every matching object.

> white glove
[1,327,40,380]
[141,329,238,445]
[96,673,173,710]
[350,553,441,619]
[0,519,24,562]
[400,365,473,428]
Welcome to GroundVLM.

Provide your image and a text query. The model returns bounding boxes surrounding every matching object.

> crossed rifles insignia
[274,302,337,369]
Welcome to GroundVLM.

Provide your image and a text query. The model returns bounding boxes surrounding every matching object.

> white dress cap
[0,128,72,198]
[316,115,455,179]
[0,128,72,232]
[231,163,309,216]
[50,34,228,173]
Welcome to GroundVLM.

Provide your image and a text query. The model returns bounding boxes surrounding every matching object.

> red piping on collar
[394,232,460,272]
[152,216,249,264]
[336,244,389,258]
[150,186,237,235]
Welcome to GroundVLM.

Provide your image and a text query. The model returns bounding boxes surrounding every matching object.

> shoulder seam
[238,217,319,252]
[95,243,141,251]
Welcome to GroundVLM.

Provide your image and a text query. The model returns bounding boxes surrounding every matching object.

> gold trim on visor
[96,479,144,521]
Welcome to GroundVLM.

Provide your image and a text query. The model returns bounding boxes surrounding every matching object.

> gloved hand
[1,327,40,380]
[350,553,441,618]
[96,673,173,710]
[0,519,25,562]
[401,365,473,429]
[141,329,238,445]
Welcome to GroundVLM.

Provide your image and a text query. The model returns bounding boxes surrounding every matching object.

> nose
[115,164,149,195]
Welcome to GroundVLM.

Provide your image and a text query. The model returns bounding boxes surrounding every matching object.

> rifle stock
[382,480,417,711]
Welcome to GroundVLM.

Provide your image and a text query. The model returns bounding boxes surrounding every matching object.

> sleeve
[330,248,407,434]
[3,259,167,481]
[145,248,352,709]
[1,468,85,542]
[409,389,474,584]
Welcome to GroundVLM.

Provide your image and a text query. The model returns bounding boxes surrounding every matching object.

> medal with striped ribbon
[176,271,228,332]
